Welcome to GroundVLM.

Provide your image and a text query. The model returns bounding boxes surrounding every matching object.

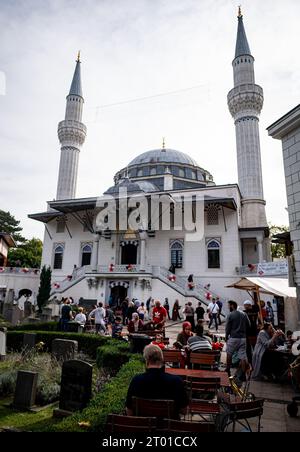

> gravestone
[40,307,52,322]
[55,360,92,415]
[13,370,38,410]
[24,300,33,318]
[3,305,23,325]
[52,339,78,361]
[0,327,7,361]
[23,333,36,350]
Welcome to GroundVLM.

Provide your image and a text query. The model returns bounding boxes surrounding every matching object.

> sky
[1,0,299,240]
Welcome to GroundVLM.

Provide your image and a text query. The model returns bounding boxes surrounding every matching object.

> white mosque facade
[28,12,273,309]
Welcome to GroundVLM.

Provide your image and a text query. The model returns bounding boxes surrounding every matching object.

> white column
[91,234,100,271]
[257,237,263,263]
[139,231,147,271]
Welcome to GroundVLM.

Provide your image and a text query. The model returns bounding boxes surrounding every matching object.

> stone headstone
[3,305,23,325]
[52,339,78,361]
[40,307,52,322]
[13,370,38,409]
[0,327,7,360]
[24,300,33,318]
[23,333,36,350]
[58,360,92,413]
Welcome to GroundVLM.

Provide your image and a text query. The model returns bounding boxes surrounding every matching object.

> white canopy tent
[227,277,298,331]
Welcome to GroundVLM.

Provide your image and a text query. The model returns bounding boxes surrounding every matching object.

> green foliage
[8,321,59,332]
[37,266,52,312]
[0,370,17,396]
[269,224,289,259]
[96,341,131,372]
[49,356,144,432]
[0,209,25,244]
[7,331,111,358]
[0,351,61,405]
[8,238,42,268]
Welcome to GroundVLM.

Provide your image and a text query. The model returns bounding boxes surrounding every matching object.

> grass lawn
[0,398,60,431]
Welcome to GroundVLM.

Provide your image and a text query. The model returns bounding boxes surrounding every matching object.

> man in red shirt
[152,300,167,330]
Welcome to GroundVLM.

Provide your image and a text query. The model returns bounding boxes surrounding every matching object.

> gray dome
[128,148,199,167]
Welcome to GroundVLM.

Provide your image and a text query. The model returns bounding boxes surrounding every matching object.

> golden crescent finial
[76,50,81,62]
[238,5,242,18]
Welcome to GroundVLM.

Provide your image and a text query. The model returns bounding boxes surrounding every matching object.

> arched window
[81,244,92,266]
[150,167,157,176]
[137,169,143,177]
[53,245,64,269]
[207,240,220,269]
[170,240,183,269]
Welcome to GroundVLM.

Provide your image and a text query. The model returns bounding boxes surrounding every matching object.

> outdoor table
[165,368,230,387]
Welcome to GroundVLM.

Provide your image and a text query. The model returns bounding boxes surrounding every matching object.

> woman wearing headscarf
[172,299,181,321]
[175,321,193,348]
[252,323,284,380]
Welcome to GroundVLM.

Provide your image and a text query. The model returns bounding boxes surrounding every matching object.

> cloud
[0,0,296,238]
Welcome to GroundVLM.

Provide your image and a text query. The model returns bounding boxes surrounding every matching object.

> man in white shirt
[208,298,219,332]
[89,302,106,334]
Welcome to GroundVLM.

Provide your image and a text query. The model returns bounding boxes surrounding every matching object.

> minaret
[227,8,267,227]
[56,52,87,200]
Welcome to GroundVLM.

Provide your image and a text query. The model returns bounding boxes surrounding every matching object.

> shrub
[96,341,131,372]
[8,322,59,332]
[7,331,111,358]
[49,356,144,432]
[0,370,17,396]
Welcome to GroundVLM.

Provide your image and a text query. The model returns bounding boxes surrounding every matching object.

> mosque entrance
[110,284,128,307]
[121,243,137,265]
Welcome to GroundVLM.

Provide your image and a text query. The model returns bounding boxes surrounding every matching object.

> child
[112,316,127,341]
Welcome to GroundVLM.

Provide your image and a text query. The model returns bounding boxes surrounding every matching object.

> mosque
[29,10,271,309]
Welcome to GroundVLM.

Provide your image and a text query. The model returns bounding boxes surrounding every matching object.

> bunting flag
[120,240,139,246]
[109,281,129,288]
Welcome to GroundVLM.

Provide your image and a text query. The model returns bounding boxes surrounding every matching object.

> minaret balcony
[58,120,87,147]
[228,83,264,118]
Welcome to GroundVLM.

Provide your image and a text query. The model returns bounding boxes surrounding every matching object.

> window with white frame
[170,240,183,268]
[53,244,64,269]
[81,243,92,266]
[207,239,220,269]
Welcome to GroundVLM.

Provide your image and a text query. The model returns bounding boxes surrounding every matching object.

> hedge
[49,356,145,432]
[8,322,59,332]
[96,341,131,372]
[7,331,111,358]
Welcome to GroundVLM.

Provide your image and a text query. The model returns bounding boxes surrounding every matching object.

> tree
[269,224,289,259]
[0,209,25,244]
[36,265,52,312]
[8,238,43,268]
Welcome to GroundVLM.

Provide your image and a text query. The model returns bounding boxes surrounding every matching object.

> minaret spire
[227,11,267,233]
[56,56,87,200]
